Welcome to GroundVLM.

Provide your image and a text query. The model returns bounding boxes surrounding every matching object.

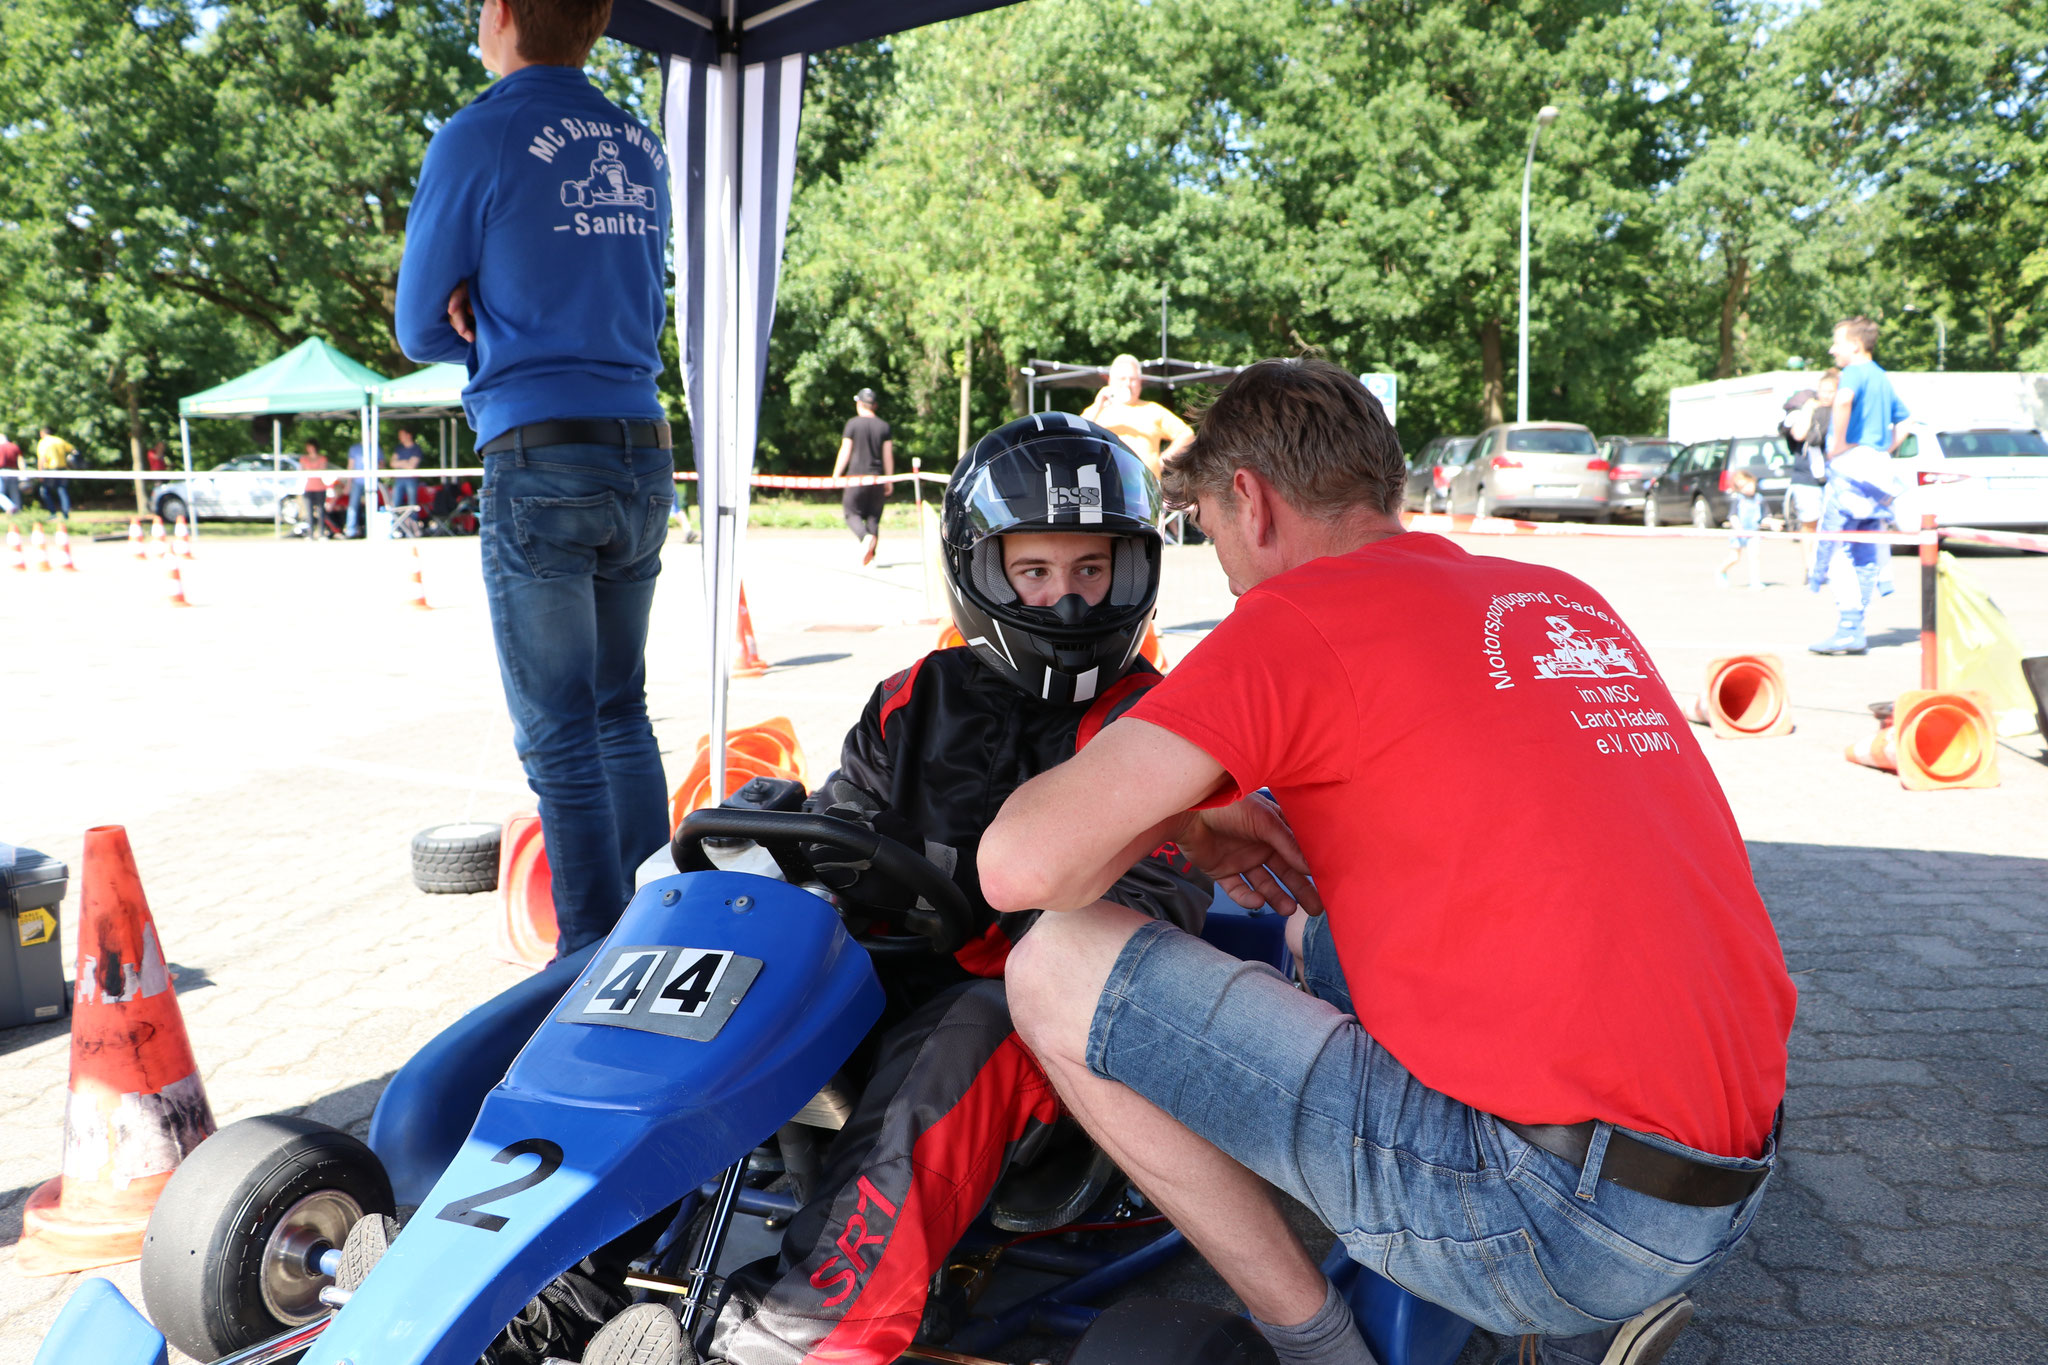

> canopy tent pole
[273,418,283,538]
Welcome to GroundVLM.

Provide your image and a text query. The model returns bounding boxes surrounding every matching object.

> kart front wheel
[1066,1299,1278,1365]
[141,1116,394,1362]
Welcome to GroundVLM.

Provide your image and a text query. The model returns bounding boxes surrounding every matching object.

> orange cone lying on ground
[128,518,146,559]
[53,523,79,573]
[1687,653,1793,738]
[406,544,432,610]
[1892,689,2000,791]
[31,523,52,573]
[667,717,810,829]
[6,526,24,572]
[498,718,810,970]
[1845,726,1897,772]
[17,826,217,1276]
[493,812,556,970]
[164,560,191,608]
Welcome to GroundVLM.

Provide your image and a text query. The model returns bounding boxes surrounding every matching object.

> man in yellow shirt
[1081,354,1193,480]
[35,427,76,517]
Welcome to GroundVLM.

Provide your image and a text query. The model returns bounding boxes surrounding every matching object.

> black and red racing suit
[709,645,1212,1365]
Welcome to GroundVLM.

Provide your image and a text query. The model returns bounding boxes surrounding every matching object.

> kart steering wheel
[671,808,975,955]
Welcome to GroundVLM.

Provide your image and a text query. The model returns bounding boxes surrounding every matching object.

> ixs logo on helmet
[808,1175,899,1308]
[1047,484,1101,512]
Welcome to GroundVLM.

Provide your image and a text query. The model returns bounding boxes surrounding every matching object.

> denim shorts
[1085,917,1775,1337]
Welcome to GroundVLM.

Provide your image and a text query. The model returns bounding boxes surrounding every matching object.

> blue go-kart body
[38,852,1473,1365]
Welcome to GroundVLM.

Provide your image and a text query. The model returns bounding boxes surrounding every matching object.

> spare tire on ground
[411,822,503,893]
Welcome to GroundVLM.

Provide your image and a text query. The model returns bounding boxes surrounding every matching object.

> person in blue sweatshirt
[396,0,673,957]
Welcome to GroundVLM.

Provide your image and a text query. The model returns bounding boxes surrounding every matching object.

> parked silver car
[1403,436,1477,512]
[154,454,305,526]
[1445,422,1608,520]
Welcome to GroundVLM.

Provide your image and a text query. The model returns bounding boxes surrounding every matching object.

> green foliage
[2,0,2043,477]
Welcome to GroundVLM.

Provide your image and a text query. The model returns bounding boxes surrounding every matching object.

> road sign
[1361,373,1397,425]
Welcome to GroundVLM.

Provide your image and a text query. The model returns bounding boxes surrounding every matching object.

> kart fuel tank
[303,867,882,1365]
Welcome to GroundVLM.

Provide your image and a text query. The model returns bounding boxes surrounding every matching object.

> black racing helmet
[941,413,1164,704]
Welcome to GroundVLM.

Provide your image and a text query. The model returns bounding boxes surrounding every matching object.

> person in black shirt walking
[833,387,894,565]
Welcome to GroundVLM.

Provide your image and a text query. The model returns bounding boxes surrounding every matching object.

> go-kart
[34,795,1475,1365]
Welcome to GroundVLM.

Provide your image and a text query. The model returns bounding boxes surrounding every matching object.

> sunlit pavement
[1,525,2043,1362]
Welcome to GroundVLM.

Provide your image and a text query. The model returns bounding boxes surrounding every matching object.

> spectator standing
[831,387,893,566]
[1715,468,1765,589]
[396,0,674,955]
[391,428,426,508]
[300,442,331,540]
[1811,317,1910,655]
[0,432,20,514]
[35,427,75,518]
[343,441,367,538]
[1779,371,1835,583]
[1080,354,1194,481]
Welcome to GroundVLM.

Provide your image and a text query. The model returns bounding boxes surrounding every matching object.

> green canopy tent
[373,364,471,476]
[176,338,390,535]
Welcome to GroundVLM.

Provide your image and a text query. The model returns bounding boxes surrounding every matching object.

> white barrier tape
[1937,525,2048,554]
[1406,514,1925,546]
[14,467,956,489]
[673,471,944,489]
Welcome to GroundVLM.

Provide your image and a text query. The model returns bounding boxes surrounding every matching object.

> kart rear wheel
[141,1115,394,1362]
[412,821,504,893]
[1065,1299,1278,1365]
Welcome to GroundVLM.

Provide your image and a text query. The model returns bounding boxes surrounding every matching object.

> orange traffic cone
[53,523,79,573]
[493,813,557,970]
[16,826,218,1276]
[1845,726,1898,772]
[5,526,24,572]
[31,523,52,573]
[1687,653,1793,738]
[734,584,771,678]
[149,516,167,559]
[173,516,194,560]
[405,545,432,610]
[164,560,191,608]
[667,718,811,830]
[128,518,146,559]
[1892,689,2000,790]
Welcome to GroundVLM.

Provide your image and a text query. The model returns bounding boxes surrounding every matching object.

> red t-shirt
[1124,532,1794,1158]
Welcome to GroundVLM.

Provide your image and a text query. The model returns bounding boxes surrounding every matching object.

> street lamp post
[1903,305,1947,371]
[1518,105,1560,423]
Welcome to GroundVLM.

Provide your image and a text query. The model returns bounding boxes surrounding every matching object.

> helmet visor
[950,439,1163,548]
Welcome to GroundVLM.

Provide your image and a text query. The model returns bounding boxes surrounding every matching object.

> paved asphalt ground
[1,521,2044,1364]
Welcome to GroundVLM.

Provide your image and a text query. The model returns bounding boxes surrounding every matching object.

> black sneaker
[584,1302,691,1365]
[335,1214,400,1292]
[481,1262,628,1365]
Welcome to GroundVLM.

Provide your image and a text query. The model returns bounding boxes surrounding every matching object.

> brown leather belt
[480,419,671,455]
[1501,1120,1766,1208]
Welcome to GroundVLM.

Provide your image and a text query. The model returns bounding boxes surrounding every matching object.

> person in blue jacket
[396,0,674,956]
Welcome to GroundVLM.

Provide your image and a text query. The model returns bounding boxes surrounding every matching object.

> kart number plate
[559,945,762,1041]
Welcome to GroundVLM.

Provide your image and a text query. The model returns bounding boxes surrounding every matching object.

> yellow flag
[1936,551,2038,736]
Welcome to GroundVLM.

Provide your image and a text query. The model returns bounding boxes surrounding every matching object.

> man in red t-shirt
[983,358,1795,1365]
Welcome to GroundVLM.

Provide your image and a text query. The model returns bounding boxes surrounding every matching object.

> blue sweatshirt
[396,65,670,445]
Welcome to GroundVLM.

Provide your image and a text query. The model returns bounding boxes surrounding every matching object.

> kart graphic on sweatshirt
[1531,616,1645,680]
[560,141,656,211]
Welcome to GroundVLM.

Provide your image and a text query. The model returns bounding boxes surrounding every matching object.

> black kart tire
[1065,1299,1279,1365]
[142,1116,394,1362]
[412,822,503,893]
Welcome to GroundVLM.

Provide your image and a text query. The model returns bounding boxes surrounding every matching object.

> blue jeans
[39,478,70,516]
[1087,916,1775,1340]
[481,440,674,955]
[345,475,364,535]
[394,475,420,507]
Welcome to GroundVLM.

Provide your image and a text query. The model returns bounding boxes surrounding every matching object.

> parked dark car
[1597,436,1683,517]
[1643,435,1794,528]
[1403,435,1477,512]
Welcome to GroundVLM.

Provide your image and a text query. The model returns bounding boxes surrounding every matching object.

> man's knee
[1007,904,1146,1058]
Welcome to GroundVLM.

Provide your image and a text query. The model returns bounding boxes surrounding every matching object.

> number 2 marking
[434,1138,564,1232]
